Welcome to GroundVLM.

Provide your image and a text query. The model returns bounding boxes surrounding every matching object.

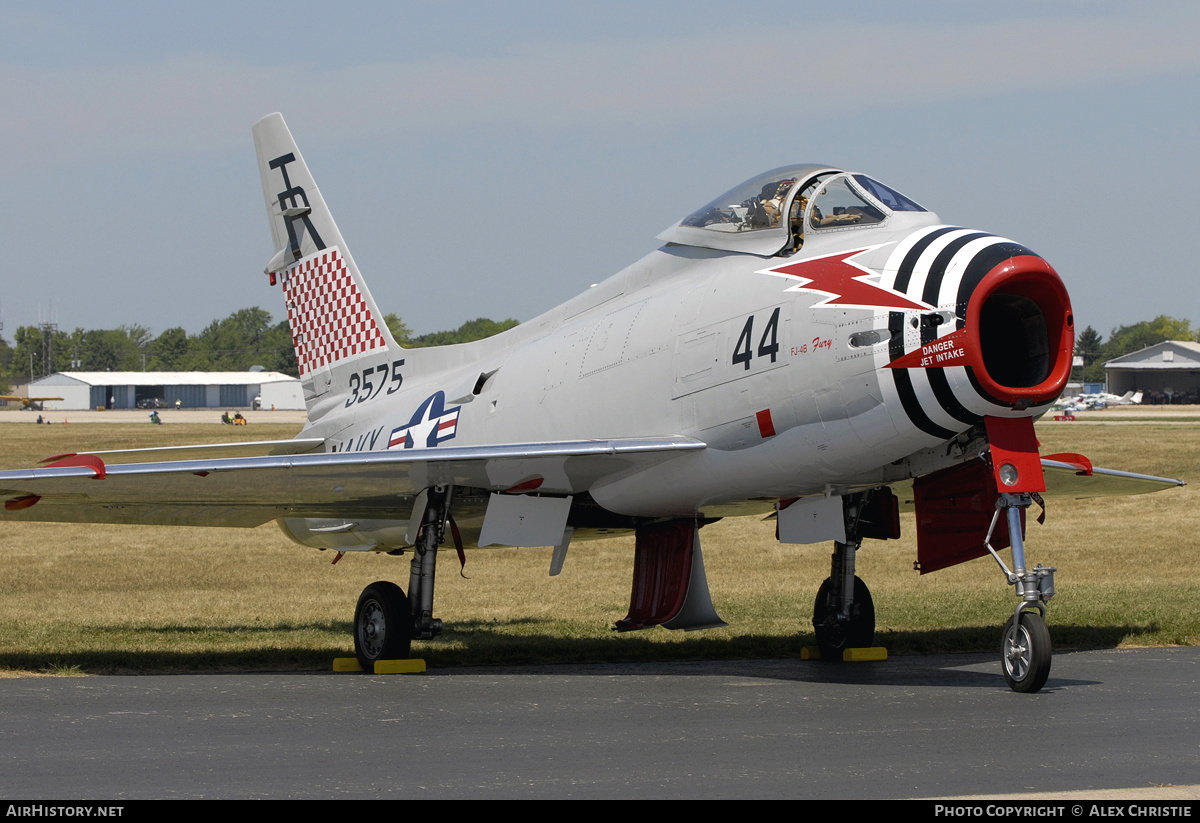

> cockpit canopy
[659,164,926,256]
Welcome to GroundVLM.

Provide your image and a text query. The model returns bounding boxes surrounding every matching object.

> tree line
[0,308,518,392]
[0,308,1189,393]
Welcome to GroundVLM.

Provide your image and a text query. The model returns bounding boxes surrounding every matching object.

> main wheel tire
[1002,612,1052,693]
[354,581,412,672]
[812,575,875,660]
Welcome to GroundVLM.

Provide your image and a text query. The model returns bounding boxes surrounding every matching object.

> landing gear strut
[353,485,452,671]
[986,492,1055,693]
[812,492,877,660]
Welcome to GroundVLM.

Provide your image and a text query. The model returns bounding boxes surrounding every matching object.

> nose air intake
[882,228,1076,441]
[967,255,1073,407]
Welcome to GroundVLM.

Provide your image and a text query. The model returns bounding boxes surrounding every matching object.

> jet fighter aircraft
[0,114,1183,692]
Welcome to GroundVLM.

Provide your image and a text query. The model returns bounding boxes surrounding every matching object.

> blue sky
[2,1,1197,340]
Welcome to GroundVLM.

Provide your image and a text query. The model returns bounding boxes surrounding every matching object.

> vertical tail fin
[253,113,401,420]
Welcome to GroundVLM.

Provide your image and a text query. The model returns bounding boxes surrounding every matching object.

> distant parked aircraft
[0,395,63,411]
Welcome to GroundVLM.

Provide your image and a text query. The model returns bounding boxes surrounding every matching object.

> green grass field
[0,419,1195,675]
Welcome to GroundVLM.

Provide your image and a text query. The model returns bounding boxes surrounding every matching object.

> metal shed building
[29,371,303,411]
[1104,341,1200,404]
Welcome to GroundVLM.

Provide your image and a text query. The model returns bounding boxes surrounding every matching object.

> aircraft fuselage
[294,206,1071,544]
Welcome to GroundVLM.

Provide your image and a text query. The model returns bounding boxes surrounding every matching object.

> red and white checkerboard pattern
[281,247,385,377]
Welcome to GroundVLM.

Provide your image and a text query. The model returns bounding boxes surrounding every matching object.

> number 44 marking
[732,307,781,370]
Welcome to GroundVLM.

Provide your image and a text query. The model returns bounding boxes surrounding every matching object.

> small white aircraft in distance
[1086,390,1143,407]
[1054,390,1143,413]
[1106,390,1143,405]
[0,115,1184,692]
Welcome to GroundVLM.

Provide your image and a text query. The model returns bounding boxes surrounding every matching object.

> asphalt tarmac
[1,647,1197,799]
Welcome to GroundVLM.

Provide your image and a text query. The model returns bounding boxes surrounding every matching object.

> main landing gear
[987,492,1055,693]
[353,485,452,671]
[813,568,874,660]
[812,492,881,660]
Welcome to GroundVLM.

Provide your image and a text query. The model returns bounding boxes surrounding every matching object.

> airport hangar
[27,371,303,411]
[1105,340,1200,404]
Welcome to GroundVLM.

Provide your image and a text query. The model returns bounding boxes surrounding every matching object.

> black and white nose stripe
[877,225,1043,443]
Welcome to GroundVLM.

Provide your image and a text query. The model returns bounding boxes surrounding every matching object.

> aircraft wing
[0,438,705,528]
[892,456,1184,512]
[1038,456,1186,498]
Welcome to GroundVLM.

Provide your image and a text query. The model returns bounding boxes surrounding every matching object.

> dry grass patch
[0,422,306,467]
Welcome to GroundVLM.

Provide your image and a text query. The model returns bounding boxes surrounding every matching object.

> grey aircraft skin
[0,114,1183,691]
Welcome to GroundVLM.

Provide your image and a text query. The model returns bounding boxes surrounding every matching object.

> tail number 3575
[346,359,405,406]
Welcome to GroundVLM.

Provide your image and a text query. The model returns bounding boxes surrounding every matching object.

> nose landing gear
[987,491,1055,693]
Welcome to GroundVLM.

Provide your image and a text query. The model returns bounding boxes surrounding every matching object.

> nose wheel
[1002,610,1052,693]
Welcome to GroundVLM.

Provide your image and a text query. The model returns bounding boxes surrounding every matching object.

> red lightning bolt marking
[766,248,930,311]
